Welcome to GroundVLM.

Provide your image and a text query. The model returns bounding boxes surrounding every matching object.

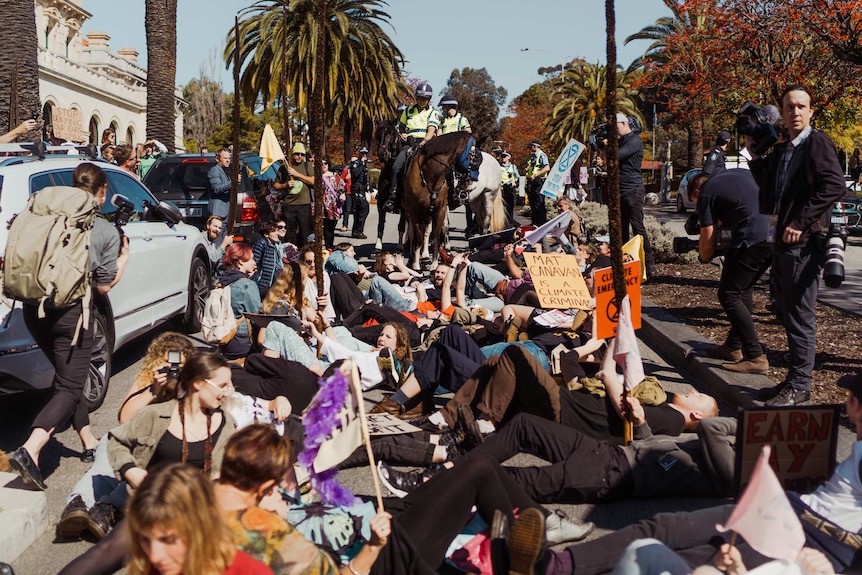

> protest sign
[734,405,840,496]
[540,138,586,199]
[52,107,85,142]
[366,414,421,436]
[593,260,641,339]
[523,252,592,310]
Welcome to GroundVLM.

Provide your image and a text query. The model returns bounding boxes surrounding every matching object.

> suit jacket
[750,129,845,250]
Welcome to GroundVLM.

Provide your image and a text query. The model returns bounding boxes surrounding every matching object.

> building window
[89,116,99,146]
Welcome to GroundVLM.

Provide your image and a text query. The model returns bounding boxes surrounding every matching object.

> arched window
[88,116,99,145]
[42,102,54,142]
[126,127,135,146]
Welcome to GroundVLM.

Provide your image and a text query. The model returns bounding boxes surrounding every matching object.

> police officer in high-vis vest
[438,94,472,135]
[525,139,550,225]
[384,82,440,213]
[500,151,520,221]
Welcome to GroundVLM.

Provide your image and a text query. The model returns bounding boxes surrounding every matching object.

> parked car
[0,152,212,409]
[676,168,702,212]
[143,153,260,242]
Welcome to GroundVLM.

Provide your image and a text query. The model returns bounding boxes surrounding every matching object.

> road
[647,203,862,316]
[3,201,855,573]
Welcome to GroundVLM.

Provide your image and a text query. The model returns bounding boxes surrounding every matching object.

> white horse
[463,152,508,235]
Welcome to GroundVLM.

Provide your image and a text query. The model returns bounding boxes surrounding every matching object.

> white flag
[524,210,572,246]
[613,295,644,391]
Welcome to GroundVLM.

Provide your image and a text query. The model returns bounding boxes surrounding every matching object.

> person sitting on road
[201,215,234,273]
[217,243,263,360]
[375,251,422,286]
[251,221,284,298]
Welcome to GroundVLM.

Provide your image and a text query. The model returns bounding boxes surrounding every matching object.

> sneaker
[544,509,595,545]
[721,354,769,375]
[765,386,810,407]
[704,344,743,362]
[508,508,545,575]
[377,348,399,390]
[756,381,789,401]
[56,495,90,539]
[351,232,368,239]
[8,447,46,491]
[87,502,118,540]
[376,461,438,498]
[455,403,484,450]
[81,448,96,464]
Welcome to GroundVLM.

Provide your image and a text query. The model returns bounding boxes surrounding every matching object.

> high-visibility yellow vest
[501,162,518,185]
[400,104,441,139]
[440,113,471,135]
[526,150,548,178]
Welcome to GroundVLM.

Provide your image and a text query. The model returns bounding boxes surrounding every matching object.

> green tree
[207,99,282,153]
[498,82,555,166]
[0,0,40,138]
[442,67,507,146]
[545,61,643,156]
[144,0,178,152]
[227,0,409,160]
[183,70,226,153]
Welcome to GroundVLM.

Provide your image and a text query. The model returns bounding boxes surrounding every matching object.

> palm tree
[545,61,643,155]
[227,0,408,159]
[0,0,40,138]
[144,0,178,152]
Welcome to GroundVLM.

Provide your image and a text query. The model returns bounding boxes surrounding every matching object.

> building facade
[35,0,184,150]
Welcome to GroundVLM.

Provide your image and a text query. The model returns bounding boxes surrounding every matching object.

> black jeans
[465,412,632,504]
[328,272,365,322]
[23,302,95,434]
[323,218,338,249]
[527,177,547,225]
[342,302,422,348]
[413,324,485,394]
[352,189,369,234]
[773,238,823,391]
[281,203,312,246]
[501,183,516,222]
[620,190,655,267]
[719,243,773,358]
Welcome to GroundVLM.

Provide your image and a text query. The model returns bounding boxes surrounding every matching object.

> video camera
[672,212,732,258]
[735,102,780,156]
[588,116,643,150]
[110,193,134,248]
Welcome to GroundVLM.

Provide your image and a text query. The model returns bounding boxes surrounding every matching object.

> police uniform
[500,158,520,220]
[386,103,441,211]
[702,146,727,177]
[526,146,550,225]
[440,112,471,135]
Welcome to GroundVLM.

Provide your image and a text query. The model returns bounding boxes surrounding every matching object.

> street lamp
[520,47,566,75]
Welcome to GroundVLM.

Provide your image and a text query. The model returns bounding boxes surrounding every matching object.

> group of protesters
[6,82,862,575]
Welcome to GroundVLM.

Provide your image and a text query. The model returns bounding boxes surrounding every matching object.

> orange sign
[593,261,641,339]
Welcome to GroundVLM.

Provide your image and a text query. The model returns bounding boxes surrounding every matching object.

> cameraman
[749,85,846,406]
[688,168,772,375]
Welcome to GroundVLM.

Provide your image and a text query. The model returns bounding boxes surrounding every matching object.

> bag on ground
[201,284,243,344]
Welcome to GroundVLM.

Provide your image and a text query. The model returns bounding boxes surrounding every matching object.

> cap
[291,142,307,155]
[837,372,862,401]
[491,146,503,154]
[530,139,541,147]
[616,112,629,124]
[501,151,511,158]
[716,130,732,146]
[359,147,369,154]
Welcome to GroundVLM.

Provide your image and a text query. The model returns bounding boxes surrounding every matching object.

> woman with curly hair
[260,261,309,316]
[127,463,271,575]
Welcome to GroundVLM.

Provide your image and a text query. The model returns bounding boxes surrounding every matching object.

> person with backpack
[214,243,262,360]
[8,162,129,491]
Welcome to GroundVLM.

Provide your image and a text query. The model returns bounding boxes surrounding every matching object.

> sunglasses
[276,225,286,229]
[303,259,314,265]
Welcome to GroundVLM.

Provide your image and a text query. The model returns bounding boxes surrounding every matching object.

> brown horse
[401,131,474,269]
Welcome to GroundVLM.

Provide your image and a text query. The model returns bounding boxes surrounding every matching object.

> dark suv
[143,154,260,241]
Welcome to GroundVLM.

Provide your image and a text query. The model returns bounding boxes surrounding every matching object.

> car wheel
[676,193,686,213]
[84,311,112,412]
[179,257,210,333]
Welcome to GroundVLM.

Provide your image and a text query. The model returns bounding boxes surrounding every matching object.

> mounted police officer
[383,82,440,214]
[702,130,731,178]
[438,94,472,135]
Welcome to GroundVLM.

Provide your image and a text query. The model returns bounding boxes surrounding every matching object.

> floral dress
[322,172,344,221]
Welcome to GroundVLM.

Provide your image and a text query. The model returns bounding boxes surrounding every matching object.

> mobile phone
[31,111,40,121]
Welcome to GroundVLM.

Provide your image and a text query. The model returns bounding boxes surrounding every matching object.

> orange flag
[716,445,805,563]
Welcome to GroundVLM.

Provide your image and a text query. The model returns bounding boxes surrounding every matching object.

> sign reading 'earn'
[523,253,592,310]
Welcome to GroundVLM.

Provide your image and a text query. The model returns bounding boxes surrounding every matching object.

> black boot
[383,190,400,214]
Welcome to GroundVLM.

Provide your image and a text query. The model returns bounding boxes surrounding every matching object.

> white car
[0,150,212,409]
[676,168,702,213]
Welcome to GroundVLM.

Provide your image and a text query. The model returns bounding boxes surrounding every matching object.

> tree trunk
[343,118,354,163]
[0,0,40,138]
[312,0,327,296]
[144,0,178,152]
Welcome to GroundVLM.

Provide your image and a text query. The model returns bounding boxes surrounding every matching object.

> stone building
[35,0,184,149]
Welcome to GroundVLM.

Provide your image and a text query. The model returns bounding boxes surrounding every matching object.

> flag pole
[350,363,385,510]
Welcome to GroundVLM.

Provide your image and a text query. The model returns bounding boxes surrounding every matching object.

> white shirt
[800,440,862,533]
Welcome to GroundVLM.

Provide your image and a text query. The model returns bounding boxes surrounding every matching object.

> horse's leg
[375,200,385,251]
[397,213,406,252]
[421,225,432,261]
[411,221,424,271]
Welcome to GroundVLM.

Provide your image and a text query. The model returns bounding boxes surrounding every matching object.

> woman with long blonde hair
[260,261,309,315]
[126,463,271,575]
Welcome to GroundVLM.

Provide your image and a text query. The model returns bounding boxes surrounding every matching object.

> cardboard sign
[366,413,421,436]
[593,261,641,339]
[52,107,85,142]
[523,252,592,310]
[541,138,586,199]
[734,405,840,496]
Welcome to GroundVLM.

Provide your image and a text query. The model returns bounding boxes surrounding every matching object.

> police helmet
[414,82,433,100]
[439,93,458,107]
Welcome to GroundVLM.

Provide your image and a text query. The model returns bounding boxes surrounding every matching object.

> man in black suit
[749,85,846,406]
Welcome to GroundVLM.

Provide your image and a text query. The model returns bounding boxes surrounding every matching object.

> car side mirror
[157,200,183,226]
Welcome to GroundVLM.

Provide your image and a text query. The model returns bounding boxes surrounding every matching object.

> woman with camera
[10,163,130,492]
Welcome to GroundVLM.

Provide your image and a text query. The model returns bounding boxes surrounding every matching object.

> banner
[523,252,592,310]
[594,260,641,339]
[540,138,586,199]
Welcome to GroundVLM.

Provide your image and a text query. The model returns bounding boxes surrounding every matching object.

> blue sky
[80,0,670,106]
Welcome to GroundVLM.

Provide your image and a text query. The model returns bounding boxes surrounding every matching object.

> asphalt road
[3,201,855,573]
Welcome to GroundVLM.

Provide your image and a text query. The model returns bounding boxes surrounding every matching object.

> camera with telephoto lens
[735,102,780,156]
[110,193,134,246]
[823,201,847,288]
[159,349,182,381]
[672,213,731,257]
[588,116,644,150]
